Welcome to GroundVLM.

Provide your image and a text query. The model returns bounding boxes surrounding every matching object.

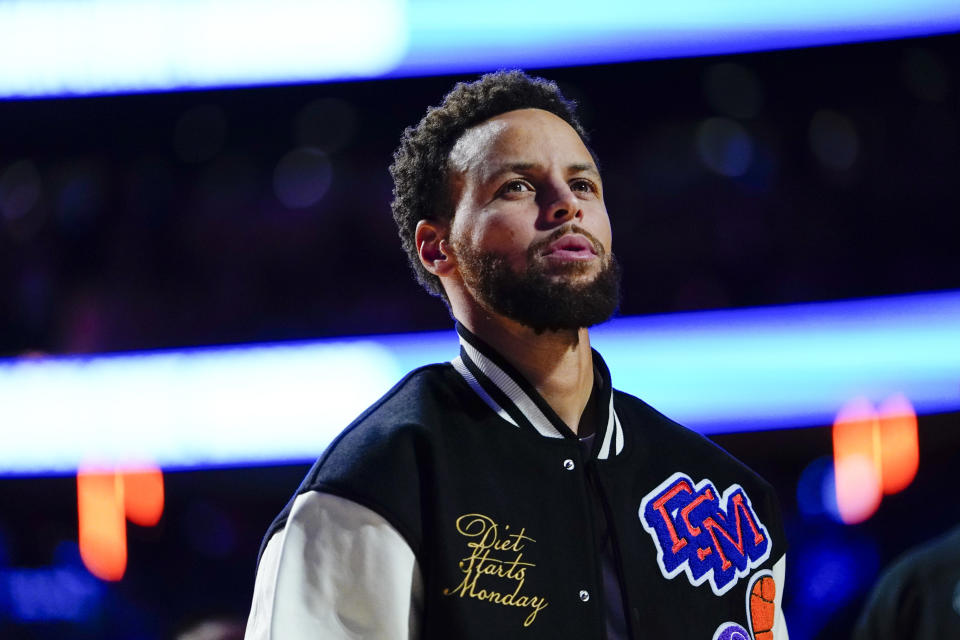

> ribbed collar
[451,322,625,460]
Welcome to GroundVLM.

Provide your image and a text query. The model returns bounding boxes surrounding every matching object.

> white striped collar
[451,322,625,460]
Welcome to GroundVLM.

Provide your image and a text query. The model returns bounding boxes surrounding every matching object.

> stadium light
[1,290,957,475]
[1,0,958,98]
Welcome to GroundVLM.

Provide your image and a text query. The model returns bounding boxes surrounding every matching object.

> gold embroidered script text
[442,513,549,627]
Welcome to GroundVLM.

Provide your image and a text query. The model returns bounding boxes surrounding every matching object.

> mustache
[528,224,605,258]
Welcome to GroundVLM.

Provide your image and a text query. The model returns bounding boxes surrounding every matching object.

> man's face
[446,108,619,332]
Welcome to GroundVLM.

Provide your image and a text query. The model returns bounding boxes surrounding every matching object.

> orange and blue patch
[639,472,771,596]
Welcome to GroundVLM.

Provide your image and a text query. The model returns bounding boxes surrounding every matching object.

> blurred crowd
[2,36,957,358]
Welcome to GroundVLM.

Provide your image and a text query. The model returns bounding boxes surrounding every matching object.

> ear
[415,219,456,277]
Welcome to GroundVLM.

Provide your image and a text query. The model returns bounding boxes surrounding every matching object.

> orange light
[831,393,920,524]
[77,468,127,581]
[877,394,919,495]
[121,465,165,527]
[832,397,882,524]
[77,463,165,581]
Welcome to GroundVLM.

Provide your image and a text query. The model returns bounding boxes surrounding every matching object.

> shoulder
[614,389,770,487]
[259,363,472,561]
[613,388,782,553]
[880,525,960,586]
[855,525,960,638]
[344,361,466,430]
[302,362,469,482]
[318,362,467,453]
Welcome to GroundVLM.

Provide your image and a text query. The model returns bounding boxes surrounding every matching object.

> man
[245,70,788,640]
[853,524,960,639]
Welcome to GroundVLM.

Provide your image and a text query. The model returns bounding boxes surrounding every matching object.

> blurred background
[0,1,958,638]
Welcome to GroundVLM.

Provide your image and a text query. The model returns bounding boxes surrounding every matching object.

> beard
[454,227,621,334]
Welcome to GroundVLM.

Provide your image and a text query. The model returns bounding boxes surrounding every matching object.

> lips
[540,234,598,258]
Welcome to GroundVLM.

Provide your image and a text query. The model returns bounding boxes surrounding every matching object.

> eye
[498,179,534,196]
[570,178,597,194]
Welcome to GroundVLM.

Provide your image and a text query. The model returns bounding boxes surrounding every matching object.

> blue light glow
[1,0,958,98]
[592,290,960,433]
[796,456,841,522]
[0,543,105,623]
[786,531,880,639]
[0,0,407,99]
[0,290,957,475]
[399,0,960,75]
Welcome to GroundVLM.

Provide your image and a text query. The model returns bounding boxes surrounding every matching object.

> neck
[458,309,594,434]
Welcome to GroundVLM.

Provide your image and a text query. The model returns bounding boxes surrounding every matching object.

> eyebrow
[485,162,601,182]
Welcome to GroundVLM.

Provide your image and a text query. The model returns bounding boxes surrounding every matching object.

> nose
[541,182,582,226]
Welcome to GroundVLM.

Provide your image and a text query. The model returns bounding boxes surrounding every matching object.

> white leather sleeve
[245,491,423,640]
[773,553,789,640]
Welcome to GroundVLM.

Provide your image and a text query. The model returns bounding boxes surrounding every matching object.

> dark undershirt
[577,381,629,640]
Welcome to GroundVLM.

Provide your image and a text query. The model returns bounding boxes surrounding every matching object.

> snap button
[579,589,590,602]
[563,459,575,471]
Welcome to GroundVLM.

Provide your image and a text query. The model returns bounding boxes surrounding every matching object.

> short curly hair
[389,70,592,300]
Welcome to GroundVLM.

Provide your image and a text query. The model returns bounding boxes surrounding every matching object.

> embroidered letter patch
[639,472,771,595]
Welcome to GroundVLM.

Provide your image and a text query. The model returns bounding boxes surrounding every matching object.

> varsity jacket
[246,324,789,640]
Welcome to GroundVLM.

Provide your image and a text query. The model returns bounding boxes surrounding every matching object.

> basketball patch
[747,570,776,640]
[639,472,771,596]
